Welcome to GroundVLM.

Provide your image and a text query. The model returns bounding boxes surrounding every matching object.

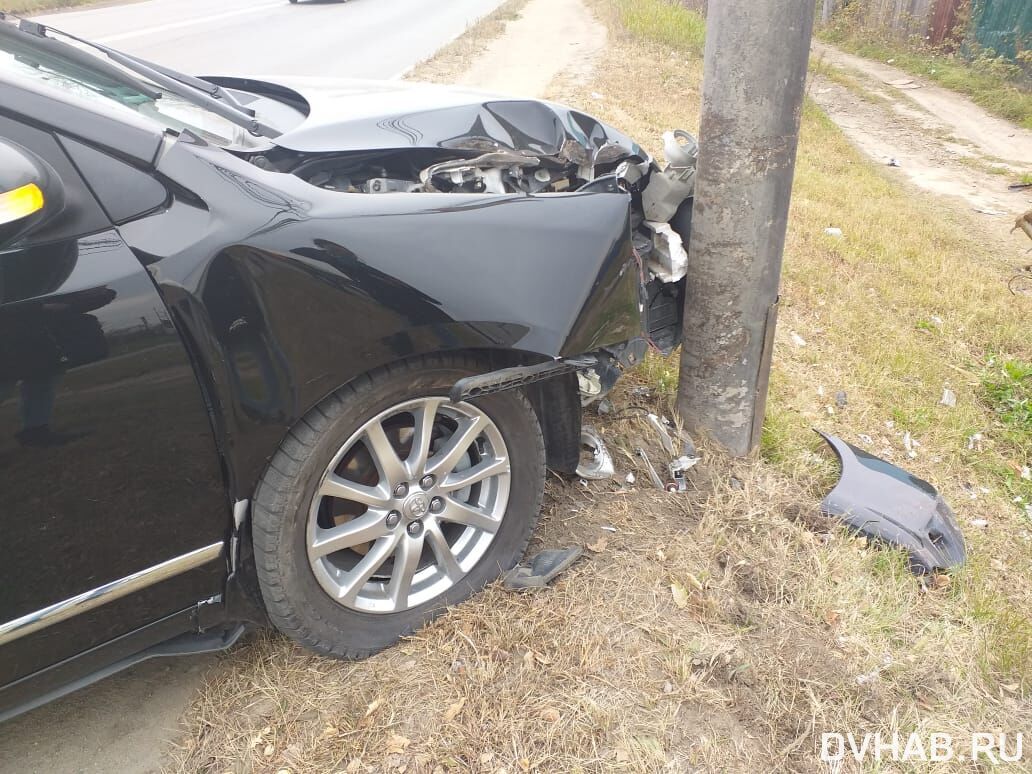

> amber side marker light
[0,183,44,225]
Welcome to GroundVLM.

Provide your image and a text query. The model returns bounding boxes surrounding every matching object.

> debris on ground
[576,426,615,480]
[667,455,699,492]
[636,447,666,490]
[817,431,966,574]
[939,387,957,407]
[824,227,843,237]
[887,158,901,167]
[835,390,848,408]
[903,431,920,459]
[502,547,583,590]
[646,413,676,456]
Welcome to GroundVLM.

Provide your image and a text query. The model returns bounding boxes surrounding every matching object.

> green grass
[611,0,705,55]
[819,31,1032,129]
[984,357,1032,434]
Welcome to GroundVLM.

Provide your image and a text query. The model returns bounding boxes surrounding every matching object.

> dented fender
[120,135,645,497]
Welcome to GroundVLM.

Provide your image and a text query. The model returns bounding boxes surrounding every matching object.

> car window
[0,38,259,149]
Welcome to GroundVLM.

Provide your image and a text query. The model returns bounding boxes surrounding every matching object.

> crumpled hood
[222,75,647,161]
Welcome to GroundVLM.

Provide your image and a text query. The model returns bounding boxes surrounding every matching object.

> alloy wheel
[306,397,511,613]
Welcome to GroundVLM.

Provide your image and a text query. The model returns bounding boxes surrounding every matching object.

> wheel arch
[241,346,581,505]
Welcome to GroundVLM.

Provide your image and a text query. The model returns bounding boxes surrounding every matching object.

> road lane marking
[96,2,283,44]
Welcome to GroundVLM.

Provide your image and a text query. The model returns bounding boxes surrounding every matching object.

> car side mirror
[0,138,64,250]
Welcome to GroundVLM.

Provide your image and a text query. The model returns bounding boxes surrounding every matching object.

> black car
[0,13,695,721]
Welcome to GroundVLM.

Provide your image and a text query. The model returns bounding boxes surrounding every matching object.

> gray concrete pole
[676,0,815,456]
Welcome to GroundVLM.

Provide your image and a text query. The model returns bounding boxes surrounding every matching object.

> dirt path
[810,41,1032,218]
[0,657,213,774]
[454,0,606,96]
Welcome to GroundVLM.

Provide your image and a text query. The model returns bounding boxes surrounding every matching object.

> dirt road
[810,42,1032,218]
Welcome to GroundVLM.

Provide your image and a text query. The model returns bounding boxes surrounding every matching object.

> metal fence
[970,0,1031,59]
[826,0,1030,60]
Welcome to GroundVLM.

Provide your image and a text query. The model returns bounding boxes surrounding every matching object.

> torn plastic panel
[213,79,698,408]
[817,431,966,574]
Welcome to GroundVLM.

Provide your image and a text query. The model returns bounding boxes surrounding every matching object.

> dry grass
[404,0,532,84]
[2,0,98,13]
[168,2,1031,772]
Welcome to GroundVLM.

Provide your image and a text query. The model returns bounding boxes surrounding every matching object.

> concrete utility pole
[676,0,816,456]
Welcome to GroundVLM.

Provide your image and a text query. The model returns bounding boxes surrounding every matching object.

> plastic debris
[903,431,919,459]
[888,158,901,167]
[503,547,583,590]
[835,390,848,408]
[576,427,615,480]
[647,413,676,456]
[636,447,666,490]
[818,431,965,574]
[790,332,807,347]
[667,455,700,492]
[939,388,957,407]
[625,471,636,485]
[967,432,984,451]
[824,227,843,237]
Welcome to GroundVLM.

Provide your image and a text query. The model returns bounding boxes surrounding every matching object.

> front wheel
[252,355,546,657]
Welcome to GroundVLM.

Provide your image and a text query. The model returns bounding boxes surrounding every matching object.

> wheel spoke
[338,535,398,603]
[426,415,487,478]
[320,474,390,508]
[425,520,463,581]
[310,511,390,559]
[387,534,424,611]
[440,456,509,493]
[307,394,512,613]
[406,398,444,477]
[439,498,501,533]
[364,420,408,487]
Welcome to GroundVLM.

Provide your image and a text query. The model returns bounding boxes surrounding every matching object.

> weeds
[610,0,705,54]
[983,357,1032,434]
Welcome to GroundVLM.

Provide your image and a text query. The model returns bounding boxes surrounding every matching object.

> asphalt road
[1,1,506,771]
[34,0,508,78]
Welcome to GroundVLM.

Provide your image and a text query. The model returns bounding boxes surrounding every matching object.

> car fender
[120,135,643,498]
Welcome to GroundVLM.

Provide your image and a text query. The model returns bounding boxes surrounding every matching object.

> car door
[0,113,229,688]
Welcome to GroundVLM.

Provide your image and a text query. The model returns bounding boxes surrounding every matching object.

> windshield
[0,27,263,149]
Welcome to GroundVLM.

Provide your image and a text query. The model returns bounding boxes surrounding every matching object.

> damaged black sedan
[0,14,697,720]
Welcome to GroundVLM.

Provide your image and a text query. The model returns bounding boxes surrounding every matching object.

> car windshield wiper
[5,16,281,139]
[0,13,161,100]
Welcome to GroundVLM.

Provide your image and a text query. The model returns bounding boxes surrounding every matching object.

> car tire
[252,354,545,658]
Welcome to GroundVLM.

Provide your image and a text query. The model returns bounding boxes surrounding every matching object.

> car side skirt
[0,543,223,648]
[0,607,244,724]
